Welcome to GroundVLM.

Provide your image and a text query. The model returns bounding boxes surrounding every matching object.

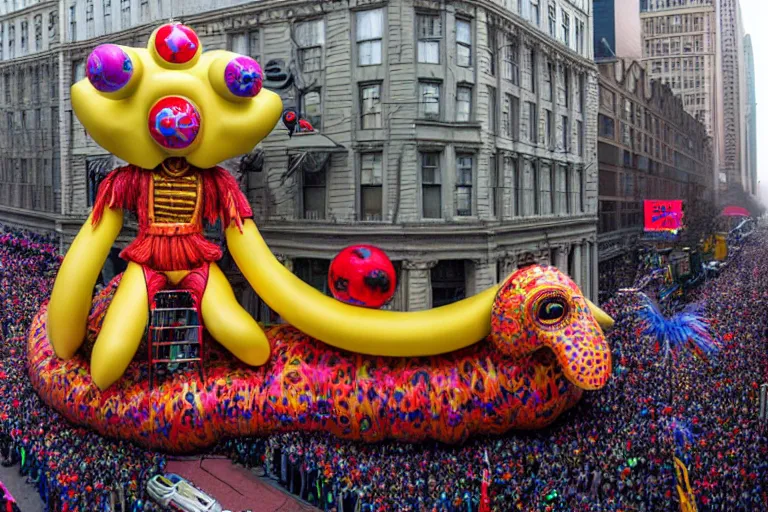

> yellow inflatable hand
[227,220,614,357]
[48,208,124,359]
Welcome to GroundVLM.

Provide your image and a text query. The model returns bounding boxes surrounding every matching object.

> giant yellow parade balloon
[29,23,615,451]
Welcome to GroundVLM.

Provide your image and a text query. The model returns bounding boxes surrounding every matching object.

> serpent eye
[533,293,570,328]
[86,44,139,96]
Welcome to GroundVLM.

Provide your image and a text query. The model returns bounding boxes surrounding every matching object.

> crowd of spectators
[0,223,766,511]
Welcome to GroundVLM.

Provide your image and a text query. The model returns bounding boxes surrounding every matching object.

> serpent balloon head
[72,23,283,169]
[491,265,612,391]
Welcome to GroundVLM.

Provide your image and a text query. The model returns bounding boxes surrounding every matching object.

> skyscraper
[718,0,747,193]
[641,0,752,198]
[744,34,757,196]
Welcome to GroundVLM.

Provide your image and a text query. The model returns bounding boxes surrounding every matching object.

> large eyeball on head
[85,44,142,99]
[209,54,264,102]
[148,96,202,151]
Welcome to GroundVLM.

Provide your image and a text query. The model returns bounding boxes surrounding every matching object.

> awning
[285,132,347,154]
[721,205,750,217]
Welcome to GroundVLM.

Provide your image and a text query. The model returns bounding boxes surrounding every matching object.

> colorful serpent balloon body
[30,23,614,452]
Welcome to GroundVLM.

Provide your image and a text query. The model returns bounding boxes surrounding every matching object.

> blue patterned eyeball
[86,44,133,93]
[224,56,263,98]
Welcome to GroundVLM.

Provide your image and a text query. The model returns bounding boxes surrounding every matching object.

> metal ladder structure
[147,289,204,389]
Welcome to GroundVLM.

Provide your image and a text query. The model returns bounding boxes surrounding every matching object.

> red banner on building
[644,200,684,232]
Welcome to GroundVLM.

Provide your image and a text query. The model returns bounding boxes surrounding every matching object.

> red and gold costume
[92,162,251,272]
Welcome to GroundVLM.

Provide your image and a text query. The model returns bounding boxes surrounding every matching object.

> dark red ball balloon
[328,245,397,308]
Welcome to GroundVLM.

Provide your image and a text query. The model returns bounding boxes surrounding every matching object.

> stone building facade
[0,0,600,315]
[596,59,712,262]
[639,0,722,195]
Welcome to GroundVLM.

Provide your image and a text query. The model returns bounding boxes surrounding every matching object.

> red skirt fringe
[121,233,222,271]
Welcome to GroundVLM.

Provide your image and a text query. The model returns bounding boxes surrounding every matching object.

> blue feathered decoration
[635,293,719,363]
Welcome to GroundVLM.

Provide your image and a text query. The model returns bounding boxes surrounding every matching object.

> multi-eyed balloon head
[73,22,283,169]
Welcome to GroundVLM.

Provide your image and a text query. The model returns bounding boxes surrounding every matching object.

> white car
[147,473,223,512]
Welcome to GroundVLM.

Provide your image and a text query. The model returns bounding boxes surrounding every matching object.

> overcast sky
[740,0,766,193]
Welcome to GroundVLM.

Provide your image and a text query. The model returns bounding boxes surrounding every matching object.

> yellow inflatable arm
[47,208,124,359]
[226,220,614,357]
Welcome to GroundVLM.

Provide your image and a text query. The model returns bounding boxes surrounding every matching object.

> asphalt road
[0,463,44,512]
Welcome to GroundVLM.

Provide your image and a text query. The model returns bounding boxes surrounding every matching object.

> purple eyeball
[224,56,263,98]
[86,44,133,93]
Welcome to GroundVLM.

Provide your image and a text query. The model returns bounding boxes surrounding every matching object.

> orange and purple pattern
[27,266,608,453]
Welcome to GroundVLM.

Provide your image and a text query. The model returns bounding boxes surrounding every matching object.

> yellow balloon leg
[90,262,148,390]
[201,263,270,366]
[47,208,124,360]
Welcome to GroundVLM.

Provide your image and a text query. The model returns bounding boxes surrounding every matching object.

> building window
[544,109,552,147]
[576,120,584,156]
[561,115,568,150]
[301,90,322,130]
[73,59,85,83]
[563,67,570,108]
[302,164,327,220]
[575,19,585,55]
[103,0,111,31]
[20,21,26,54]
[456,18,471,67]
[545,61,554,101]
[48,12,57,41]
[598,114,615,139]
[576,166,584,213]
[419,81,441,120]
[508,156,520,216]
[68,5,76,41]
[527,101,537,143]
[456,154,473,216]
[509,95,520,140]
[548,2,556,37]
[421,152,442,218]
[490,153,500,218]
[8,23,14,58]
[502,96,510,137]
[360,152,383,221]
[503,35,519,85]
[34,15,42,51]
[539,164,551,215]
[487,86,497,134]
[228,31,260,61]
[417,13,442,64]
[528,48,536,93]
[296,19,325,73]
[140,0,149,21]
[456,85,472,122]
[295,258,331,295]
[360,83,382,129]
[120,0,130,28]
[431,261,466,307]
[562,12,570,47]
[530,0,540,25]
[357,8,384,66]
[555,165,567,214]
[487,26,497,76]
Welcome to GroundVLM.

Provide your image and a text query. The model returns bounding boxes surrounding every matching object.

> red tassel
[92,166,143,226]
